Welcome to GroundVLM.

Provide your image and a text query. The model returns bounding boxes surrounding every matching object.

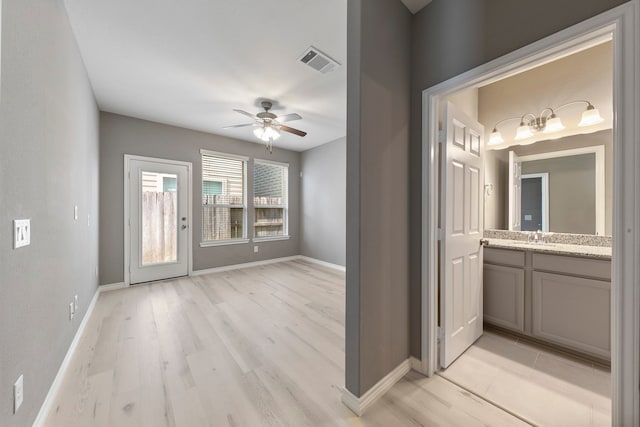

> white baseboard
[32,287,101,427]
[99,281,127,292]
[297,256,346,272]
[341,358,411,416]
[191,255,301,276]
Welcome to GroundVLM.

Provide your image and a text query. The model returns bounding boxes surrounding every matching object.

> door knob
[480,238,489,246]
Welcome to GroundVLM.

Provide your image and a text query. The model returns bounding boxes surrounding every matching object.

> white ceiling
[63,0,347,152]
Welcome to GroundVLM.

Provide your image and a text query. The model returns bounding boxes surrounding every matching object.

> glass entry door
[128,157,190,284]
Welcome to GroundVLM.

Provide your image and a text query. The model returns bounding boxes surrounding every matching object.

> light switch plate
[14,219,30,249]
[74,205,78,221]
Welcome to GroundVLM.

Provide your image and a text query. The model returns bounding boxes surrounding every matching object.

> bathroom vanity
[483,238,611,360]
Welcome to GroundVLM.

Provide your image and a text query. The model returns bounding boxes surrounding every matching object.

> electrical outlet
[69,302,75,320]
[13,219,30,249]
[14,375,23,413]
[74,295,78,311]
[254,245,259,253]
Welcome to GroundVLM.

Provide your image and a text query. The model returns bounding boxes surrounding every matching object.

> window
[254,160,288,239]
[201,150,247,244]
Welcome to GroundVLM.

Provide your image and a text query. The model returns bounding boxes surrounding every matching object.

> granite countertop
[485,238,612,260]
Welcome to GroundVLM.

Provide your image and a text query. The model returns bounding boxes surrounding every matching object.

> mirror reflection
[484,129,612,236]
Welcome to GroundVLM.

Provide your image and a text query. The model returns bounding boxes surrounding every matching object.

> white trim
[191,256,301,276]
[521,173,549,232]
[124,155,193,286]
[254,158,289,167]
[516,145,604,162]
[98,282,127,292]
[199,148,249,161]
[32,288,100,427]
[253,236,291,243]
[341,359,411,416]
[200,238,250,247]
[422,4,639,425]
[298,256,346,272]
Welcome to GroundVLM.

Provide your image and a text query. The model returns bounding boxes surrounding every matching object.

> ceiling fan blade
[233,109,258,120]
[276,113,302,123]
[279,125,307,137]
[222,123,257,129]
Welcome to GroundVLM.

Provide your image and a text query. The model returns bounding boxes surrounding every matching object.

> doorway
[420,4,639,426]
[521,173,548,232]
[124,155,193,285]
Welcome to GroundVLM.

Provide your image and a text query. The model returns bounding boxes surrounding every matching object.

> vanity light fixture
[488,100,604,146]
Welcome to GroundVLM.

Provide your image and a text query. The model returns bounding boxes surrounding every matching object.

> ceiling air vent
[299,46,341,74]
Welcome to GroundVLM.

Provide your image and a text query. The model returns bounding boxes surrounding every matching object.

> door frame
[420,3,639,425]
[124,154,193,286]
[520,173,549,232]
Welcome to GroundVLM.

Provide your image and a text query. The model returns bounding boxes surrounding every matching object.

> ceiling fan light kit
[253,125,280,142]
[223,100,307,153]
[488,100,604,146]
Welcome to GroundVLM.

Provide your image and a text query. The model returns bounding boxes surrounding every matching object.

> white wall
[301,137,346,266]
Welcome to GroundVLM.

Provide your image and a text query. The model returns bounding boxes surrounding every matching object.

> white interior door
[440,101,485,368]
[128,157,190,284]
[508,151,522,231]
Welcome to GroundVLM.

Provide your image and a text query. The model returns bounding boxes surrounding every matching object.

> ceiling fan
[223,101,307,152]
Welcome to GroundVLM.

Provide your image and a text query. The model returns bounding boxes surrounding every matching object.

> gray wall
[99,112,301,285]
[300,137,346,266]
[409,0,629,357]
[347,0,411,397]
[0,0,100,425]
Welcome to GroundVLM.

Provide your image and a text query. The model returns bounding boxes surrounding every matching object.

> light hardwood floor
[440,331,611,427]
[45,259,528,426]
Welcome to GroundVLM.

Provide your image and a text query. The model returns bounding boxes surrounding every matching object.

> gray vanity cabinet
[483,246,611,360]
[532,254,611,359]
[483,249,525,332]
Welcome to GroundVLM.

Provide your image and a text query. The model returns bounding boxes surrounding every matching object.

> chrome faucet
[527,230,545,243]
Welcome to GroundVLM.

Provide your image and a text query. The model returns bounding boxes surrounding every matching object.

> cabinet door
[483,264,525,332]
[532,271,610,359]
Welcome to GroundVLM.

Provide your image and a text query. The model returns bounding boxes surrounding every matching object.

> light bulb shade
[578,107,604,127]
[514,124,533,140]
[543,116,565,133]
[488,130,504,146]
[253,125,281,142]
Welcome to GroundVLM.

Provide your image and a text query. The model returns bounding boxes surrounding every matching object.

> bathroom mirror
[484,129,612,236]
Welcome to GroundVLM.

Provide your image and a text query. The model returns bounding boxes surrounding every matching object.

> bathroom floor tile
[439,331,611,427]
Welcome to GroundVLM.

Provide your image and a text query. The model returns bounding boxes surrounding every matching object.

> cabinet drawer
[533,253,611,280]
[484,247,525,267]
[483,264,525,332]
[532,271,610,359]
